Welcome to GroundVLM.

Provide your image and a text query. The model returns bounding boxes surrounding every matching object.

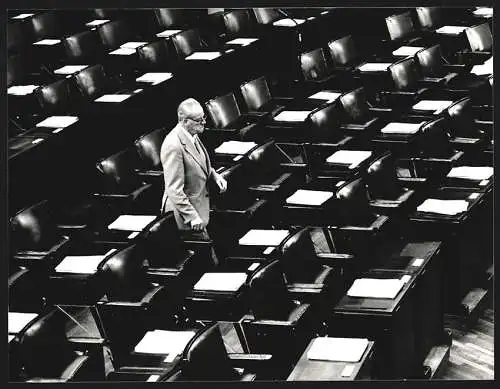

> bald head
[177,98,206,135]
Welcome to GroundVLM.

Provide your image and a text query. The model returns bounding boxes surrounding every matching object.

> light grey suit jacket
[160,124,216,230]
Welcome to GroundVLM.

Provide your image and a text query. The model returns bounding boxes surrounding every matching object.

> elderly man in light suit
[161,98,227,239]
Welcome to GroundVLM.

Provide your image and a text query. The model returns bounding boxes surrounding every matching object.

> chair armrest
[339,215,389,232]
[60,355,92,381]
[68,337,105,355]
[27,378,69,383]
[228,353,273,370]
[397,177,428,187]
[315,252,355,267]
[134,169,163,178]
[442,63,470,74]
[140,285,167,305]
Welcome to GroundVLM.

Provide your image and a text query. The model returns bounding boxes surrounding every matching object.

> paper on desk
[326,150,372,168]
[347,278,404,299]
[9,312,38,334]
[120,41,148,49]
[109,47,136,55]
[156,29,183,38]
[308,91,342,102]
[85,19,110,27]
[412,100,453,114]
[54,65,88,75]
[134,330,196,355]
[36,116,79,128]
[239,229,290,246]
[7,85,38,95]
[33,39,61,45]
[417,199,469,215]
[357,62,391,72]
[95,94,132,102]
[471,62,493,76]
[273,110,311,122]
[108,215,157,231]
[12,13,34,19]
[380,122,424,134]
[193,272,247,292]
[473,7,493,18]
[447,166,493,180]
[307,337,369,362]
[273,18,306,27]
[8,335,15,343]
[392,46,424,57]
[185,52,221,60]
[136,72,173,85]
[55,255,106,274]
[214,141,257,155]
[226,38,259,46]
[286,189,334,206]
[436,25,468,35]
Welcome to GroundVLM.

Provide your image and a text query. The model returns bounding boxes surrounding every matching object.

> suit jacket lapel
[176,126,209,175]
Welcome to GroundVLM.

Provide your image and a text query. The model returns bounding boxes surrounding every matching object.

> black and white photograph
[6,5,494,382]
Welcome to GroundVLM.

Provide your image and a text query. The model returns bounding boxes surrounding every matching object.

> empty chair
[171,28,206,59]
[73,64,110,102]
[154,8,202,30]
[308,101,354,145]
[9,267,48,313]
[96,19,133,50]
[223,9,258,38]
[252,8,281,25]
[134,127,169,181]
[63,30,104,64]
[34,78,81,117]
[30,11,62,41]
[137,39,180,72]
[240,76,295,117]
[299,48,337,93]
[327,35,362,71]
[8,20,31,54]
[383,10,424,50]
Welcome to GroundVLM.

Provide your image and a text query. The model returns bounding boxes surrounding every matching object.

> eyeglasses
[188,115,206,124]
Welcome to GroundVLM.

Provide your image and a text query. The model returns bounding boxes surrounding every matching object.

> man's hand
[190,216,205,231]
[213,172,228,193]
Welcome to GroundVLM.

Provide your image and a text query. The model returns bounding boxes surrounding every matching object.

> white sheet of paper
[120,41,148,49]
[214,141,257,155]
[9,312,38,334]
[473,8,493,17]
[347,278,405,299]
[134,330,196,355]
[400,275,412,284]
[226,38,259,46]
[12,13,34,19]
[286,189,334,206]
[341,364,356,377]
[95,94,132,102]
[33,39,61,45]
[8,335,15,343]
[147,375,160,382]
[55,255,106,274]
[186,52,221,60]
[357,62,391,72]
[108,215,157,231]
[54,65,88,75]
[417,199,469,215]
[248,262,260,272]
[86,19,110,27]
[135,72,173,85]
[263,246,275,255]
[380,122,424,134]
[411,258,424,267]
[273,18,306,27]
[392,46,424,56]
[273,110,311,122]
[128,231,140,239]
[7,85,38,95]
[447,166,493,180]
[193,272,247,292]
[36,116,79,128]
[307,337,369,362]
[471,63,493,76]
[31,138,44,145]
[109,47,136,55]
[156,29,183,38]
[239,229,290,246]
[480,180,489,186]
[326,150,372,168]
[308,91,342,102]
[412,100,453,114]
[469,193,480,200]
[436,25,468,35]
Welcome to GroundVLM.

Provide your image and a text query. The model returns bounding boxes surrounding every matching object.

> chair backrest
[385,11,416,41]
[415,44,443,77]
[365,153,402,199]
[339,87,370,122]
[327,35,358,67]
[63,30,103,62]
[154,8,202,29]
[419,117,452,157]
[7,54,26,87]
[446,97,476,137]
[335,177,372,225]
[246,141,283,178]
[74,64,108,101]
[137,39,179,71]
[9,268,47,312]
[415,7,441,29]
[30,11,60,40]
[300,48,330,81]
[34,79,76,114]
[134,127,168,169]
[182,324,236,379]
[205,92,242,128]
[248,260,295,320]
[309,102,342,141]
[240,76,272,111]
[10,200,57,250]
[223,9,256,36]
[8,21,28,54]
[18,309,75,378]
[96,148,139,188]
[172,28,203,58]
[389,57,420,90]
[252,8,280,24]
[96,19,131,50]
[466,23,492,52]
[99,244,150,302]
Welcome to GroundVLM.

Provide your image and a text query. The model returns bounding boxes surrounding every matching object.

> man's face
[184,107,206,135]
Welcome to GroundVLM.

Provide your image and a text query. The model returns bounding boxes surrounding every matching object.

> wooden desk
[287,338,375,381]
